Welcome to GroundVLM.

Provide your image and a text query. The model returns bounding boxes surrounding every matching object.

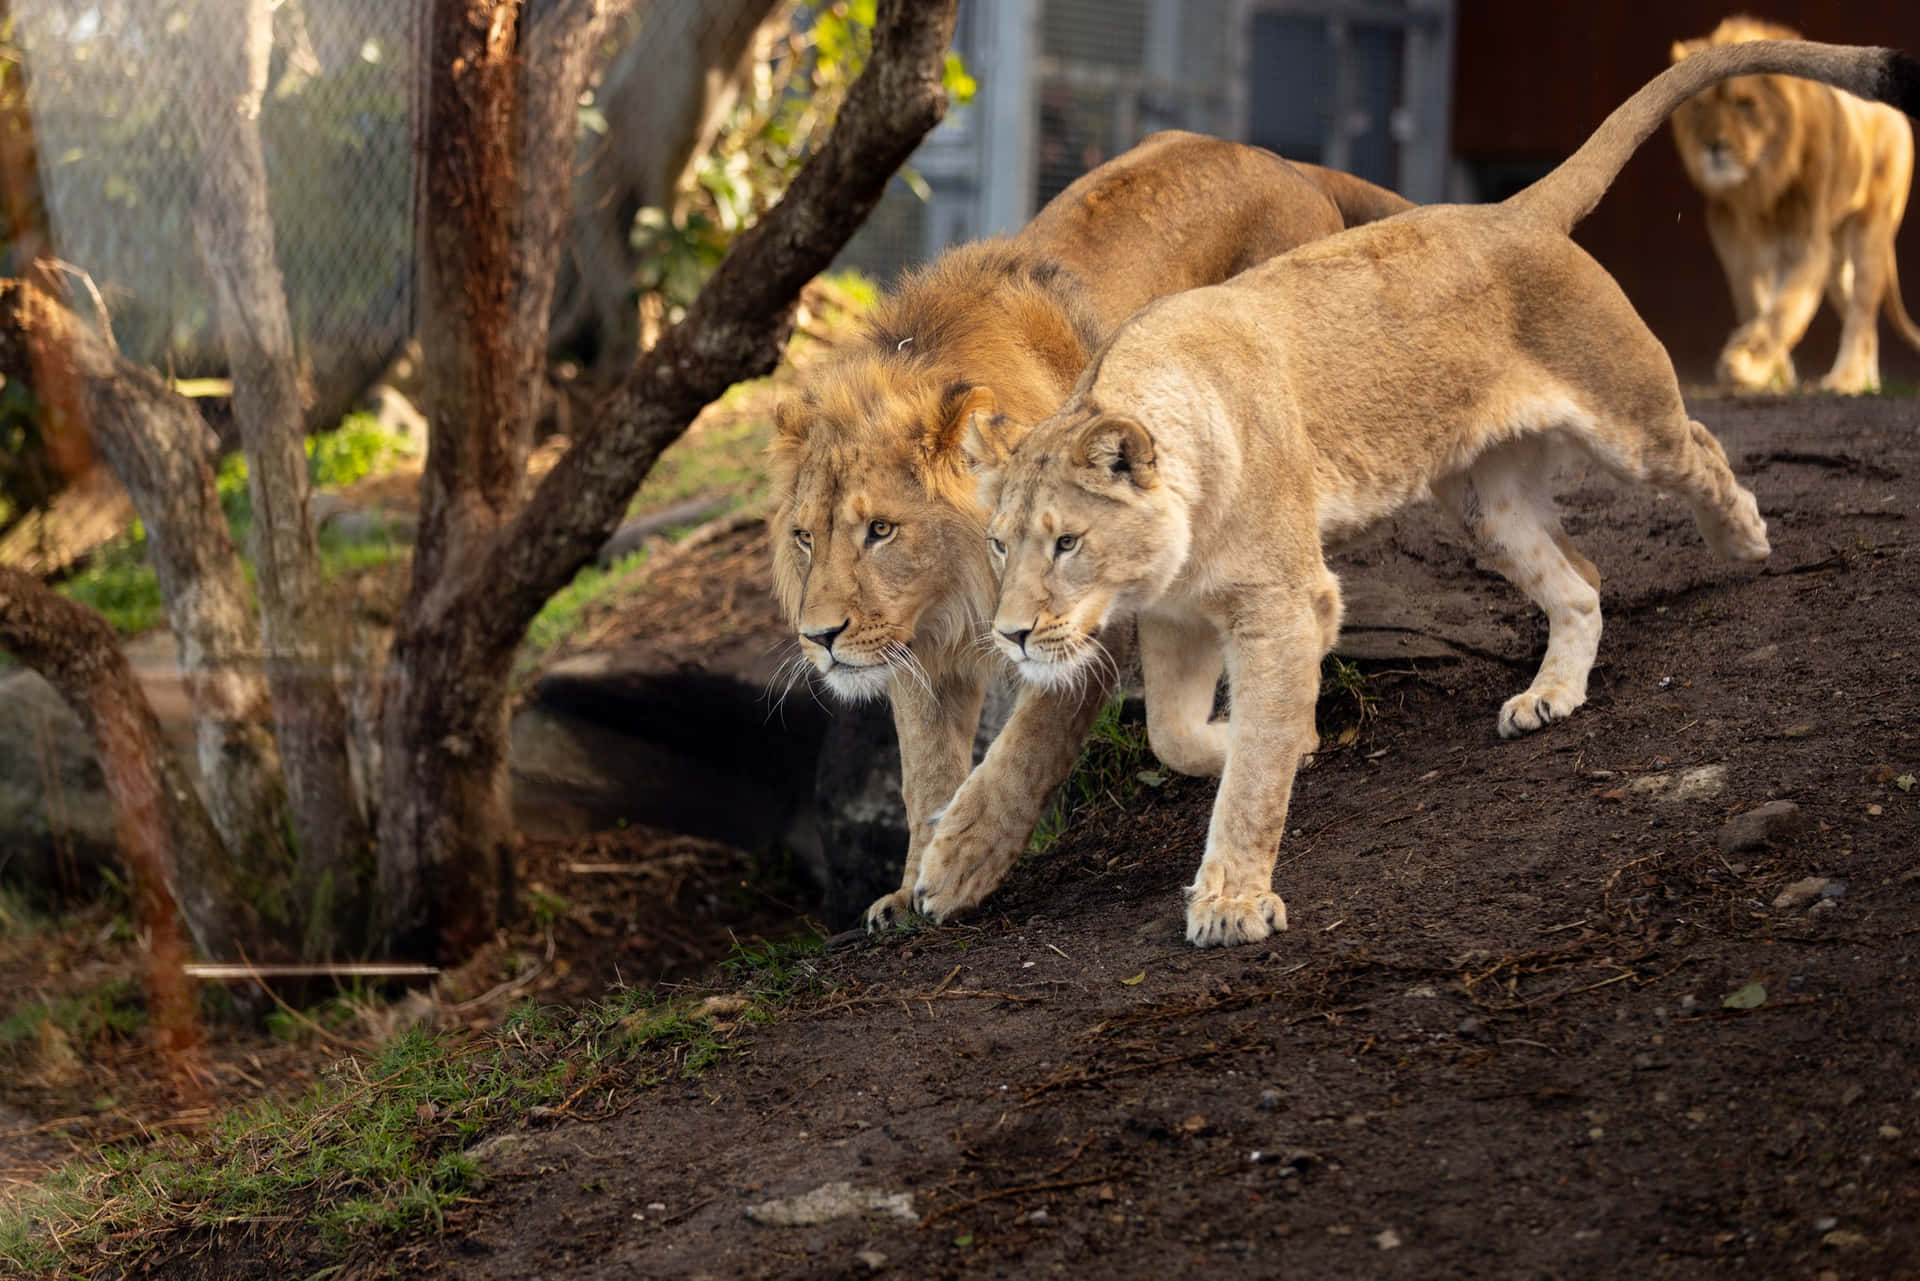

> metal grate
[11,0,417,390]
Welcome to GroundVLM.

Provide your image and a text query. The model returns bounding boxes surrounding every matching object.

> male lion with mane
[1672,16,1920,393]
[769,132,1410,928]
[966,39,1919,946]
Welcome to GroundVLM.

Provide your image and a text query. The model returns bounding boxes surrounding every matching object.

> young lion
[960,39,1920,947]
[770,133,1410,928]
[1671,17,1920,393]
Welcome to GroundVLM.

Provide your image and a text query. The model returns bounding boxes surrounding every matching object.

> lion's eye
[867,519,894,542]
[987,537,1005,556]
[1055,534,1078,554]
[793,529,812,552]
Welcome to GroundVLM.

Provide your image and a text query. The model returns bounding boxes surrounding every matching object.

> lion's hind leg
[1433,439,1603,739]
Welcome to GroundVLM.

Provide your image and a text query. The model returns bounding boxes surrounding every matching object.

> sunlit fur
[1670,17,1920,393]
[975,37,1913,946]
[763,132,1418,930]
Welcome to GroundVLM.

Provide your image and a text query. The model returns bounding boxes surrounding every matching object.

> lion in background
[768,133,1410,928]
[1671,15,1920,393]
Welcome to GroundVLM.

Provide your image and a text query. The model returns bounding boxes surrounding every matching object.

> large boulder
[0,669,117,902]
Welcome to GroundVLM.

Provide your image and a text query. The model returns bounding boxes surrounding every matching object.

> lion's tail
[1886,243,1920,355]
[1506,40,1920,233]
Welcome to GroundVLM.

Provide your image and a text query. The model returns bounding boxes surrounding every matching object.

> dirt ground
[59,390,1920,1279]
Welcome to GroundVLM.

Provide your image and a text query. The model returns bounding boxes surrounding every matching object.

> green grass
[0,941,835,1277]
[633,409,775,514]
[1030,696,1160,854]
[0,977,144,1052]
[515,547,652,683]
[45,413,418,640]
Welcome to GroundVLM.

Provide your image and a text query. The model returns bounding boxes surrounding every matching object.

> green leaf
[1722,982,1767,1010]
[1896,773,1915,792]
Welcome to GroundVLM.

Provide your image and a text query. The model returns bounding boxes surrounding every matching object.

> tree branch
[486,0,957,642]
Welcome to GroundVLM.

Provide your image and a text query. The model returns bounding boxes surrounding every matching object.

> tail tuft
[1883,50,1920,118]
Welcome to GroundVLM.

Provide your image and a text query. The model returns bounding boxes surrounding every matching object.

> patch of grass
[56,537,165,636]
[0,977,144,1052]
[0,957,839,1277]
[1318,655,1379,749]
[516,547,652,682]
[1031,696,1159,854]
[634,410,774,514]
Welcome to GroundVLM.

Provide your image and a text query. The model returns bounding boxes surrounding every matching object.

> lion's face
[973,407,1187,693]
[1671,74,1794,193]
[769,365,1001,702]
[1670,21,1804,197]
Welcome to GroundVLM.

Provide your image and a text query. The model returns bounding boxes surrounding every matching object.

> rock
[812,679,1016,927]
[512,641,834,896]
[1735,643,1778,666]
[1821,1229,1870,1250]
[744,1181,916,1227]
[1457,1016,1483,1038]
[324,509,417,544]
[1783,722,1817,740]
[1258,1088,1283,1110]
[0,670,118,902]
[1375,1228,1403,1250]
[1772,876,1831,910]
[855,1249,889,1272]
[595,495,734,569]
[1717,800,1808,853]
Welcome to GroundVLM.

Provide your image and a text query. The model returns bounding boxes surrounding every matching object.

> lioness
[1671,17,1920,393]
[962,40,1919,946]
[770,132,1411,928]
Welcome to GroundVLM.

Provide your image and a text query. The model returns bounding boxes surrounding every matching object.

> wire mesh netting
[11,0,417,389]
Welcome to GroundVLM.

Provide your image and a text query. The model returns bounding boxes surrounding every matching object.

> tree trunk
[184,0,370,956]
[379,0,959,959]
[0,564,224,1099]
[0,278,298,946]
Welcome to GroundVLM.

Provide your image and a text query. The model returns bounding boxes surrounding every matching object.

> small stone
[1632,1053,1657,1071]
[1679,994,1699,1011]
[1258,1088,1283,1110]
[1025,1209,1051,1225]
[1457,1016,1483,1038]
[1736,644,1778,666]
[1783,722,1817,740]
[1879,1124,1904,1140]
[1405,984,1439,999]
[1822,1229,1870,1249]
[1181,1114,1209,1134]
[1867,803,1884,817]
[1718,800,1808,853]
[855,1249,889,1272]
[1818,881,1846,899]
[1375,1228,1403,1250]
[1772,877,1831,910]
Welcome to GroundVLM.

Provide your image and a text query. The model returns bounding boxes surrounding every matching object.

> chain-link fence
[12,0,417,392]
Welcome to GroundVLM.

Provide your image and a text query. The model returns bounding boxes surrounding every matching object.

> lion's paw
[1497,686,1583,739]
[864,888,917,933]
[1185,892,1288,947]
[1718,341,1794,395]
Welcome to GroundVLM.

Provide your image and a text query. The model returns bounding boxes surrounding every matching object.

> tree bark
[0,563,225,1097]
[379,0,959,958]
[184,0,370,956]
[0,278,297,942]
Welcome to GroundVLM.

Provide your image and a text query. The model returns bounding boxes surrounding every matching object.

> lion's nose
[998,626,1032,654]
[803,619,850,652]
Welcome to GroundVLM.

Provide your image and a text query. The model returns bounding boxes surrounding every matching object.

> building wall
[1452,2,1920,384]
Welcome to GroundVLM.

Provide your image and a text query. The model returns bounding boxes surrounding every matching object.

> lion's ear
[961,407,1014,478]
[774,398,809,443]
[1072,415,1157,488]
[931,383,999,456]
[1669,37,1705,65]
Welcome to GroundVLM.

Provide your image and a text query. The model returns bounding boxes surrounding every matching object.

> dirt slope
[426,394,1919,1280]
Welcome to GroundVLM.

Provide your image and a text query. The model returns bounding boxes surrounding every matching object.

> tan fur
[768,133,1413,928]
[966,38,1917,946]
[1671,17,1920,393]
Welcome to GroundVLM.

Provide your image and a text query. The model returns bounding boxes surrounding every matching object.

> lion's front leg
[1185,577,1335,948]
[912,628,1135,922]
[1712,223,1828,393]
[862,668,986,931]
[1818,216,1892,394]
